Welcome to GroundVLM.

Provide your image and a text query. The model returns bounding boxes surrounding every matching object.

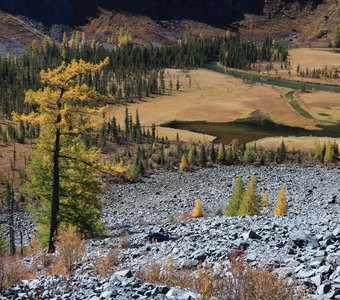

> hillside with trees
[0,2,339,300]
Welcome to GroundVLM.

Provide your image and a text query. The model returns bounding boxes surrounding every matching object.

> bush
[137,256,300,300]
[0,256,27,293]
[120,232,130,249]
[55,225,85,275]
[95,246,120,276]
[137,257,193,288]
[195,257,299,300]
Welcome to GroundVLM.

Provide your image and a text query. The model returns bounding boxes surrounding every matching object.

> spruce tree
[0,225,7,255]
[238,175,261,216]
[200,145,207,167]
[225,176,244,216]
[209,144,216,163]
[217,143,226,163]
[273,185,288,216]
[187,145,195,165]
[332,25,340,48]
[229,144,237,164]
[243,145,254,163]
[128,161,140,181]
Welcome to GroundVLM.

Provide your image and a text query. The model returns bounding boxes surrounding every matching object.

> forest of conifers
[0,35,287,118]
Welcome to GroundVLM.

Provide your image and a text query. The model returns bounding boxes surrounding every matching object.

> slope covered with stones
[2,165,340,299]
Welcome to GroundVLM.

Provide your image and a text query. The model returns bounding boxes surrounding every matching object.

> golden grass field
[254,136,340,153]
[297,90,340,123]
[104,68,320,142]
[0,142,31,197]
[260,48,340,85]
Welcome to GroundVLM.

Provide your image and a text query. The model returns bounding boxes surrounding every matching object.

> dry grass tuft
[137,256,301,300]
[95,246,120,276]
[120,232,130,249]
[0,255,31,293]
[54,225,85,275]
[195,257,299,300]
[137,256,193,288]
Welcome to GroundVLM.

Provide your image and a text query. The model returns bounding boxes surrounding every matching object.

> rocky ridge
[1,165,340,299]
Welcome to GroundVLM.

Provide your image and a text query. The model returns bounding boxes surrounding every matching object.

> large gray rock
[290,231,319,248]
[166,288,197,300]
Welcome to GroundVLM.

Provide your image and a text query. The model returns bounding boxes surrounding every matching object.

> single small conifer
[217,143,226,163]
[192,199,203,218]
[187,145,195,165]
[0,225,7,255]
[200,145,207,166]
[209,144,216,163]
[238,175,261,216]
[324,141,334,164]
[262,191,270,207]
[179,154,188,171]
[273,185,288,216]
[225,176,244,216]
[169,213,175,223]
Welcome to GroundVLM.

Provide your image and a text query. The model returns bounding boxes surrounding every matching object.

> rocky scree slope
[2,165,340,299]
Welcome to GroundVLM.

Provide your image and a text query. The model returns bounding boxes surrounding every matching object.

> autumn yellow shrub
[192,198,203,218]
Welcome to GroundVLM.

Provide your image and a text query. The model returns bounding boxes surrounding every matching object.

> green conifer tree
[262,191,270,207]
[324,141,334,163]
[23,136,109,247]
[238,175,261,216]
[217,143,226,163]
[209,144,216,163]
[200,145,207,167]
[225,176,244,216]
[0,225,7,255]
[187,145,195,165]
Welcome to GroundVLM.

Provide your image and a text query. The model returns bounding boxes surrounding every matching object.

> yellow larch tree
[14,58,126,253]
[179,154,188,171]
[192,198,203,218]
[262,191,270,207]
[273,185,288,216]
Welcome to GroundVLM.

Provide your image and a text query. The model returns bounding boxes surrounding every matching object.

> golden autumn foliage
[262,191,270,207]
[179,154,188,171]
[15,58,126,252]
[192,198,203,218]
[13,58,111,131]
[118,28,132,48]
[273,185,288,216]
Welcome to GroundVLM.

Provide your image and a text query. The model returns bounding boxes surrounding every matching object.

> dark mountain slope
[0,0,322,27]
[0,0,338,53]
